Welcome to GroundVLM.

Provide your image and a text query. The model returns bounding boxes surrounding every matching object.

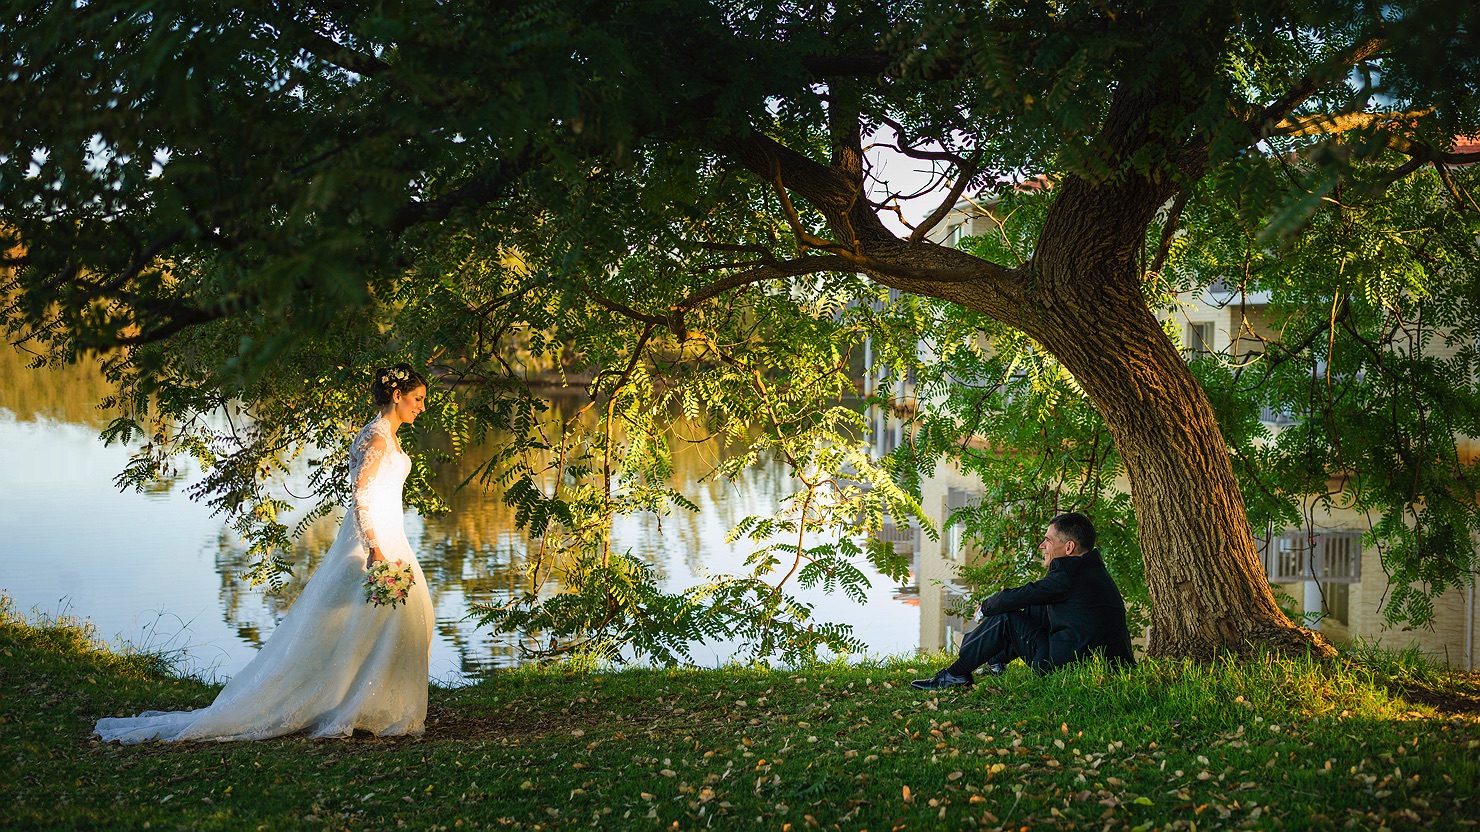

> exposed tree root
[1148,617,1338,662]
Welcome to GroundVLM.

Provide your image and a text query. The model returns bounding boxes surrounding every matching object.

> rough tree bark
[716,83,1337,661]
[1026,174,1334,660]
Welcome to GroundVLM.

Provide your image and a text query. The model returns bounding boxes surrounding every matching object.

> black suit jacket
[978,549,1135,670]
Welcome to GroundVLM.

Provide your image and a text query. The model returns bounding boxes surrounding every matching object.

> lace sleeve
[350,425,391,551]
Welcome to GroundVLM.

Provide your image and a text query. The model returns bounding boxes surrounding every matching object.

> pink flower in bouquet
[364,559,416,608]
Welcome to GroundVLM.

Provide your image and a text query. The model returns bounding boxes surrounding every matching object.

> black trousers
[949,605,1050,676]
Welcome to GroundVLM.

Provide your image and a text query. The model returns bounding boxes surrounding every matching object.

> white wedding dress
[95,416,433,743]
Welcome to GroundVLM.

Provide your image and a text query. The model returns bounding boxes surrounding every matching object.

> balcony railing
[1259,529,1363,584]
[876,518,917,555]
[1259,405,1300,426]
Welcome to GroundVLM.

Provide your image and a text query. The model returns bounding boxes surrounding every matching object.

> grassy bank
[2,599,1477,831]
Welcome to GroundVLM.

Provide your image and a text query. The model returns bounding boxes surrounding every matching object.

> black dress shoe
[910,669,973,690]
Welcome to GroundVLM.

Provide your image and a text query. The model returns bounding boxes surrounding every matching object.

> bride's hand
[367,548,386,569]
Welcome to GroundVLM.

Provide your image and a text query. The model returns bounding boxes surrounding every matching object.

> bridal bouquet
[365,560,416,608]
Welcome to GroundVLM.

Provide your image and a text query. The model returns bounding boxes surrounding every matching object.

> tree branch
[801,53,892,78]
[910,148,983,243]
[388,148,547,233]
[715,131,891,248]
[1249,36,1386,135]
[115,293,262,348]
[1237,294,1350,393]
[466,276,547,319]
[769,172,842,253]
[1145,190,1190,279]
[1284,120,1480,202]
[295,31,391,76]
[876,115,968,167]
[264,10,393,77]
[836,248,986,286]
[828,80,864,180]
[679,255,852,309]
[1273,110,1431,138]
[584,255,854,339]
[715,130,1023,316]
[1433,161,1480,213]
[1367,154,1431,194]
[583,289,670,329]
[593,323,658,393]
[103,229,188,294]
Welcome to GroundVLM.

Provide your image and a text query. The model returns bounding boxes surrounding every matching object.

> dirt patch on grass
[421,702,689,742]
[1394,672,1480,718]
[422,702,557,741]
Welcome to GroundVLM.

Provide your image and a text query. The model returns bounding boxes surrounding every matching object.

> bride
[95,364,435,743]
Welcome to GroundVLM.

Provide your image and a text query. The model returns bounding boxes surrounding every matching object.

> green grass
[2,595,1477,831]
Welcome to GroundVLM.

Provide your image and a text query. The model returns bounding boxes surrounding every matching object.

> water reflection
[0,346,118,426]
[1,349,922,682]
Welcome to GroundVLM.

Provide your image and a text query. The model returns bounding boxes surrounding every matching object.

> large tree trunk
[1017,176,1335,660]
[861,190,1337,658]
[855,165,1335,659]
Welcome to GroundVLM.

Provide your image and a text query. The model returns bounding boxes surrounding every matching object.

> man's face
[1038,524,1076,568]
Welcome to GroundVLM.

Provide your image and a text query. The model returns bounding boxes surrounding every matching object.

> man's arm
[979,568,1073,617]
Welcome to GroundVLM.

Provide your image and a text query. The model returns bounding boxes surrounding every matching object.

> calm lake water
[0,353,920,684]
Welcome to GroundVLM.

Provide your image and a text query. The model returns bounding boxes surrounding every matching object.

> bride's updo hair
[371,363,428,407]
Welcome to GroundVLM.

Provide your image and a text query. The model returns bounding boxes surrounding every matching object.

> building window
[1186,321,1215,355]
[946,523,963,562]
[944,487,978,562]
[1323,583,1350,626]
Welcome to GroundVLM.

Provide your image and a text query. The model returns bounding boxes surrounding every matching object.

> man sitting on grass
[912,512,1135,690]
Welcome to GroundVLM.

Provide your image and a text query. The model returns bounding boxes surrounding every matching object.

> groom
[912,512,1135,690]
